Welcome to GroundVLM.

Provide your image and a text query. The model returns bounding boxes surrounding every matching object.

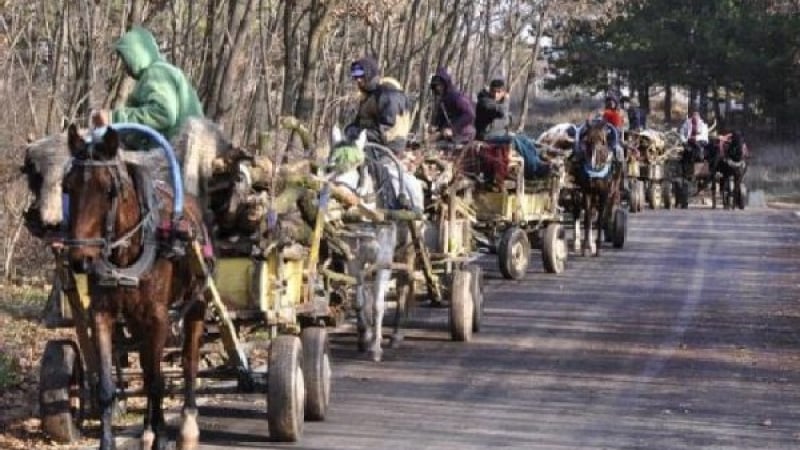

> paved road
[157,206,800,449]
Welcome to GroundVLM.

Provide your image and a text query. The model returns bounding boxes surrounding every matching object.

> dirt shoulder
[0,285,91,450]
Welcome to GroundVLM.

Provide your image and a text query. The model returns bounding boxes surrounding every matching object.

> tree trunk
[292,0,333,126]
[106,0,145,109]
[664,83,673,124]
[280,1,301,116]
[482,0,493,83]
[516,4,549,132]
[211,0,256,122]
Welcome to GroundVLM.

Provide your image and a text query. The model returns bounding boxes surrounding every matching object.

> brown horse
[62,124,210,450]
[709,132,748,209]
[570,120,623,256]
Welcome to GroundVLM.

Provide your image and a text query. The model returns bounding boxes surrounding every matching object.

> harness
[64,148,161,287]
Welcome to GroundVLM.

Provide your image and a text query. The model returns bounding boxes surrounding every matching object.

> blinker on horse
[62,124,210,450]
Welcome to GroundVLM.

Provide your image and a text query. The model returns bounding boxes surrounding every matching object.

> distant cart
[458,137,569,280]
[625,129,683,211]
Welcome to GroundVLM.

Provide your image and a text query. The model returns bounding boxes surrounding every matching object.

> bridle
[62,142,160,287]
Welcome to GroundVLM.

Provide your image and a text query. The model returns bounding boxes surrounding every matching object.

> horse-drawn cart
[36,123,332,446]
[625,129,683,211]
[410,144,485,339]
[456,138,568,280]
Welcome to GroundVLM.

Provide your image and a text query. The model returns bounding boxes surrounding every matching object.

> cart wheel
[542,223,567,274]
[301,327,331,421]
[637,181,647,211]
[738,183,748,209]
[449,269,474,342]
[466,265,484,333]
[497,227,529,280]
[628,181,637,212]
[632,180,644,212]
[646,183,662,209]
[40,339,85,443]
[268,335,305,442]
[662,180,673,209]
[612,209,627,249]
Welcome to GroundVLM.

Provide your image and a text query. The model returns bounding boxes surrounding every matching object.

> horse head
[581,120,611,172]
[62,124,133,271]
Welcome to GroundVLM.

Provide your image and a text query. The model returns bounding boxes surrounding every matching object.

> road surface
[124,206,800,449]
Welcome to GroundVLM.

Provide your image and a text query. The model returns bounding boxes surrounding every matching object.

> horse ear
[356,129,367,150]
[331,125,343,145]
[67,124,83,155]
[100,127,120,158]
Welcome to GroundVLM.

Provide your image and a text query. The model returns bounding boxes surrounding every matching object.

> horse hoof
[178,409,200,450]
[177,436,199,450]
[370,348,383,362]
[141,430,155,450]
[389,334,404,349]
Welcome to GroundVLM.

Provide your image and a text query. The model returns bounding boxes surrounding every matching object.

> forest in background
[0,0,797,280]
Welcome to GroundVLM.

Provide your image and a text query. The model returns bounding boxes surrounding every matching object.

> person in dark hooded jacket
[345,57,411,156]
[475,78,511,140]
[428,67,476,143]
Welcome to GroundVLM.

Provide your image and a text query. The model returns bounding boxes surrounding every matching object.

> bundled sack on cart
[461,134,555,188]
[628,129,666,164]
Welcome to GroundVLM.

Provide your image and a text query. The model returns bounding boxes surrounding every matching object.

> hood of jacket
[351,57,381,91]
[115,26,161,79]
[431,67,456,93]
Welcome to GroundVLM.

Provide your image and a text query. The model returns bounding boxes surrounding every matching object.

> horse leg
[595,194,606,257]
[370,224,397,362]
[583,194,593,257]
[711,167,718,209]
[93,310,117,450]
[391,241,415,349]
[177,301,206,450]
[140,314,169,450]
[572,204,582,253]
[354,273,371,353]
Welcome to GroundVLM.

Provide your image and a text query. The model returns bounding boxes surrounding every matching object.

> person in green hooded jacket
[92,26,203,140]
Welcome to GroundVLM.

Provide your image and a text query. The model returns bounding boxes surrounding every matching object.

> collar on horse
[64,134,161,287]
[583,161,612,179]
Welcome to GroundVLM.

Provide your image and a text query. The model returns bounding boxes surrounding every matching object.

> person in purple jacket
[428,67,476,144]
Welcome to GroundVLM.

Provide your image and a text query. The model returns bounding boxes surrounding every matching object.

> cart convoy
[20,117,748,448]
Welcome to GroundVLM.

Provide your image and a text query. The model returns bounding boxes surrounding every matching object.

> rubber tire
[662,180,673,209]
[301,328,331,421]
[612,209,627,249]
[466,265,484,333]
[449,269,474,342]
[638,181,647,211]
[542,223,567,274]
[268,335,305,442]
[629,181,641,213]
[497,227,530,280]
[40,339,84,443]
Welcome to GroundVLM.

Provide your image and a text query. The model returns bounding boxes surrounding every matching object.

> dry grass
[745,139,800,202]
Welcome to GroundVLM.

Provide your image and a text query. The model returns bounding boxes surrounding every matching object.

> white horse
[327,126,423,362]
